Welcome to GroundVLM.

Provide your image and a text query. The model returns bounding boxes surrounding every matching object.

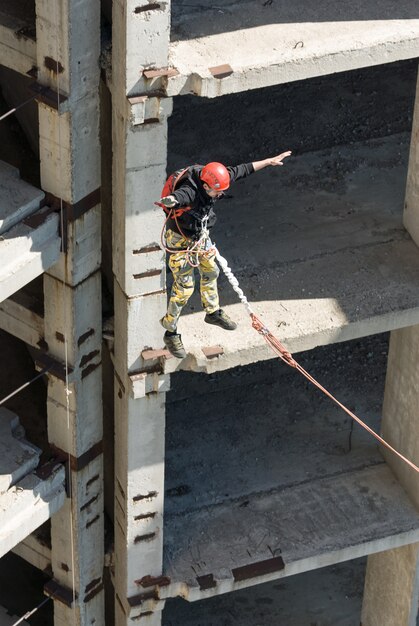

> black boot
[163,331,187,358]
[204,309,237,331]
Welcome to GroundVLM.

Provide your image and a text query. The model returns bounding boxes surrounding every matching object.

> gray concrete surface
[167,0,419,96]
[0,1,36,75]
[0,160,44,235]
[164,464,419,600]
[162,334,419,601]
[0,408,40,494]
[163,558,367,626]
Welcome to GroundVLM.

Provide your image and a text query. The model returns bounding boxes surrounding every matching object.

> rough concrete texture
[159,133,419,373]
[0,160,44,235]
[160,335,419,602]
[167,0,419,96]
[0,292,44,349]
[164,464,419,601]
[0,407,41,494]
[0,464,65,559]
[164,558,367,626]
[362,543,419,626]
[405,72,419,245]
[0,208,60,304]
[12,532,51,573]
[0,1,36,75]
[381,325,419,511]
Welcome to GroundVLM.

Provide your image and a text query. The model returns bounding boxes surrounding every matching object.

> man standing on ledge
[159,151,292,358]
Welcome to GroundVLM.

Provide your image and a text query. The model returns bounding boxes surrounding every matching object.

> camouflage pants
[161,229,220,332]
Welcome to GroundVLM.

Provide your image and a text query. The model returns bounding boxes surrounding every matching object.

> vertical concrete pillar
[404,63,419,245]
[112,2,172,624]
[35,1,104,625]
[361,325,419,626]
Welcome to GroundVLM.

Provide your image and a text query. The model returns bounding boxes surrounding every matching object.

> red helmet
[200,162,230,191]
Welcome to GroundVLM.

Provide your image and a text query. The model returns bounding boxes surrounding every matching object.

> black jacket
[167,163,255,238]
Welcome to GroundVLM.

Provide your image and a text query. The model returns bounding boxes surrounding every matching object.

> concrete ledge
[155,134,419,374]
[166,2,419,97]
[163,464,419,602]
[12,531,52,572]
[0,290,45,349]
[0,464,65,559]
[0,206,60,303]
[0,408,41,494]
[0,161,45,235]
[0,3,36,76]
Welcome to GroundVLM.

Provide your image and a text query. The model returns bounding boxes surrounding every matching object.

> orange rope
[250,312,419,474]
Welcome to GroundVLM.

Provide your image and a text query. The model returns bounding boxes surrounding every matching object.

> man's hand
[160,195,178,208]
[268,151,292,166]
[253,151,292,171]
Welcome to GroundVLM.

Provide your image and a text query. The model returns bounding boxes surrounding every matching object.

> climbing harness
[157,204,216,268]
[215,248,419,475]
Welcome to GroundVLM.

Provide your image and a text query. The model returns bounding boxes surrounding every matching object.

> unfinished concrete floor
[0,48,418,626]
[161,60,419,373]
[164,558,367,626]
[167,0,419,96]
[163,332,419,603]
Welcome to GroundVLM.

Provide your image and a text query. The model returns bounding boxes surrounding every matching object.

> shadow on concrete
[171,0,419,41]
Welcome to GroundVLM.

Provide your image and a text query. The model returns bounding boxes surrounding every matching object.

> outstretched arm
[252,151,292,171]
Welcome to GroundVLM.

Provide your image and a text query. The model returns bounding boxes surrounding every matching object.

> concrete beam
[162,464,419,605]
[36,1,104,624]
[0,408,41,494]
[0,4,36,76]
[12,532,52,572]
[362,543,419,626]
[0,160,44,235]
[0,464,65,559]
[112,2,171,624]
[0,206,60,304]
[164,2,419,97]
[361,324,419,625]
[0,291,44,349]
[404,64,419,246]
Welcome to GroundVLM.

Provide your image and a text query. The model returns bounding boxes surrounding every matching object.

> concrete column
[404,63,419,245]
[35,1,104,624]
[361,325,419,626]
[112,1,171,624]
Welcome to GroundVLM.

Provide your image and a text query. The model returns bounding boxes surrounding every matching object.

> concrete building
[0,1,419,625]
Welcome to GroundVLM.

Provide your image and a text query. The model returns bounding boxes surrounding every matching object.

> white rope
[214,245,254,316]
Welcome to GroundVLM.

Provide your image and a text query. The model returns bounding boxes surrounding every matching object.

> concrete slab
[163,464,419,601]
[164,558,366,626]
[0,206,60,304]
[0,290,45,349]
[0,408,41,494]
[0,1,36,75]
[167,0,419,96]
[0,464,65,559]
[0,161,45,235]
[12,532,51,572]
[160,334,398,603]
[157,133,419,374]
